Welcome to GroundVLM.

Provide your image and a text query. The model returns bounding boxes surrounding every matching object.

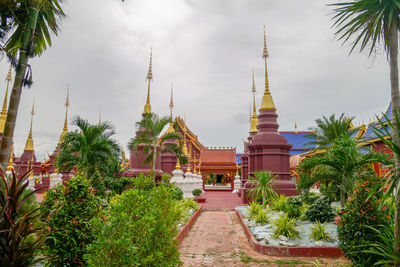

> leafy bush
[248,201,262,218]
[0,171,43,266]
[85,184,182,266]
[133,173,155,191]
[305,198,335,222]
[310,221,332,241]
[319,181,340,202]
[270,194,288,211]
[270,195,302,218]
[337,175,390,266]
[301,192,320,205]
[41,175,99,266]
[287,195,302,206]
[272,213,300,239]
[170,186,184,200]
[192,188,202,197]
[176,198,199,225]
[254,209,268,224]
[284,203,302,218]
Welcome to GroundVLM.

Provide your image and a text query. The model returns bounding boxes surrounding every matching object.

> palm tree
[55,116,120,179]
[128,113,184,174]
[0,0,65,168]
[299,134,391,207]
[331,0,400,257]
[247,170,278,205]
[305,113,357,149]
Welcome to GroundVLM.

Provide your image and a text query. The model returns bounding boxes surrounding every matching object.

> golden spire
[144,48,153,114]
[58,87,69,146]
[260,26,276,111]
[294,121,298,134]
[167,83,174,133]
[250,68,258,133]
[175,157,181,170]
[7,145,13,172]
[182,127,189,157]
[236,163,239,176]
[24,101,35,151]
[187,143,192,172]
[0,66,12,134]
[198,160,202,175]
[98,108,102,125]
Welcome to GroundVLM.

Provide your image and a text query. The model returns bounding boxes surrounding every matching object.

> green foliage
[301,192,320,205]
[337,175,390,266]
[254,209,269,224]
[305,198,335,222]
[270,194,288,212]
[41,175,99,266]
[310,221,332,241]
[104,176,135,195]
[170,186,184,201]
[287,196,302,206]
[89,169,106,197]
[133,173,155,191]
[85,184,182,266]
[319,181,340,202]
[248,201,262,218]
[272,213,300,239]
[177,198,199,225]
[0,170,43,266]
[247,170,277,204]
[192,188,202,197]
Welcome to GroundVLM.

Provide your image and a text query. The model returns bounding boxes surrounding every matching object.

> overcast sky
[0,0,392,161]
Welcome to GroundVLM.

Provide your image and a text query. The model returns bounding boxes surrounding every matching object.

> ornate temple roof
[361,103,391,142]
[279,131,315,156]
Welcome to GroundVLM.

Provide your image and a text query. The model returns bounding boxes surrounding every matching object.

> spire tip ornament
[259,26,276,111]
[144,48,153,114]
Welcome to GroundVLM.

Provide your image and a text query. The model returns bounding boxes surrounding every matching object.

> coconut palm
[305,113,357,149]
[0,0,65,168]
[55,116,120,179]
[128,113,186,174]
[331,0,400,257]
[247,170,278,205]
[299,134,391,207]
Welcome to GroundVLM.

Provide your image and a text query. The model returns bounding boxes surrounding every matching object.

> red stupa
[247,27,296,196]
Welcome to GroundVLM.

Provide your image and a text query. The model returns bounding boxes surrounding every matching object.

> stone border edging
[235,209,344,257]
[175,206,203,246]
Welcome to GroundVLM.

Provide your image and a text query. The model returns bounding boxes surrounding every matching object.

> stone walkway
[179,211,349,266]
[199,191,243,210]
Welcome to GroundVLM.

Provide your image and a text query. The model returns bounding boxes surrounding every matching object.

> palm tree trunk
[0,1,40,168]
[262,194,265,205]
[388,18,400,263]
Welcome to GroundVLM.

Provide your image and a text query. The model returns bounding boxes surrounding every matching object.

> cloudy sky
[0,0,391,161]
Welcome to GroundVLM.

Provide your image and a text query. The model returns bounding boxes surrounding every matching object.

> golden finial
[250,68,258,133]
[0,66,12,134]
[6,145,13,172]
[58,87,70,146]
[175,157,181,170]
[294,121,298,134]
[24,101,35,151]
[182,127,189,157]
[167,83,175,133]
[260,26,276,111]
[236,163,239,176]
[98,108,102,126]
[144,48,153,114]
[198,160,202,175]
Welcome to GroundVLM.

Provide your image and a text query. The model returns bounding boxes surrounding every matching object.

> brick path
[179,211,348,266]
[199,191,243,210]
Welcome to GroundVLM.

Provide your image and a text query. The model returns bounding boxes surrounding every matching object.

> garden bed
[236,206,343,257]
[174,206,203,246]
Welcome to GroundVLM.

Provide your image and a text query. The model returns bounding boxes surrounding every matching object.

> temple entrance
[204,172,233,191]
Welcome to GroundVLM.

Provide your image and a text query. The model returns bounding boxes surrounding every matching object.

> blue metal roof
[236,154,242,164]
[280,131,316,150]
[363,104,391,141]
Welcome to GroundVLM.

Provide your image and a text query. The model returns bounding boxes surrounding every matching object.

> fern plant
[271,194,288,212]
[248,201,261,218]
[310,220,332,241]
[272,213,300,239]
[254,209,268,224]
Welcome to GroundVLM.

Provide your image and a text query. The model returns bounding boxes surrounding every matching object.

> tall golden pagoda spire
[294,121,298,134]
[58,87,70,146]
[250,68,258,133]
[143,48,153,114]
[182,127,189,157]
[0,66,12,134]
[259,26,276,111]
[167,83,174,133]
[24,101,35,151]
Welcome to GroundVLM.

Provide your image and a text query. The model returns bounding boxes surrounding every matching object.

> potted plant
[192,188,205,203]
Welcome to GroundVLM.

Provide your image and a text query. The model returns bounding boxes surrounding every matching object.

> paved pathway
[179,211,348,266]
[199,191,243,210]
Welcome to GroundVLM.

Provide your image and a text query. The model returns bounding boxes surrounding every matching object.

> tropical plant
[55,116,121,179]
[337,174,390,266]
[272,213,300,239]
[299,134,390,207]
[192,188,202,197]
[0,169,43,266]
[85,184,182,266]
[128,112,185,174]
[331,0,400,258]
[305,198,335,222]
[41,175,99,266]
[248,201,262,218]
[0,0,65,168]
[305,113,356,149]
[254,209,269,224]
[310,221,333,241]
[270,194,288,211]
[247,170,277,205]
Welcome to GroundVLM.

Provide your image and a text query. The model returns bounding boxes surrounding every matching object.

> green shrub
[170,186,184,200]
[302,192,320,205]
[287,195,302,206]
[254,209,269,224]
[305,198,335,222]
[319,181,340,202]
[177,198,199,224]
[134,173,155,191]
[104,176,135,194]
[272,213,300,239]
[192,188,202,197]
[270,194,288,211]
[85,184,182,266]
[284,204,302,218]
[271,195,302,218]
[41,175,99,266]
[310,221,332,241]
[337,175,390,266]
[248,201,262,218]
